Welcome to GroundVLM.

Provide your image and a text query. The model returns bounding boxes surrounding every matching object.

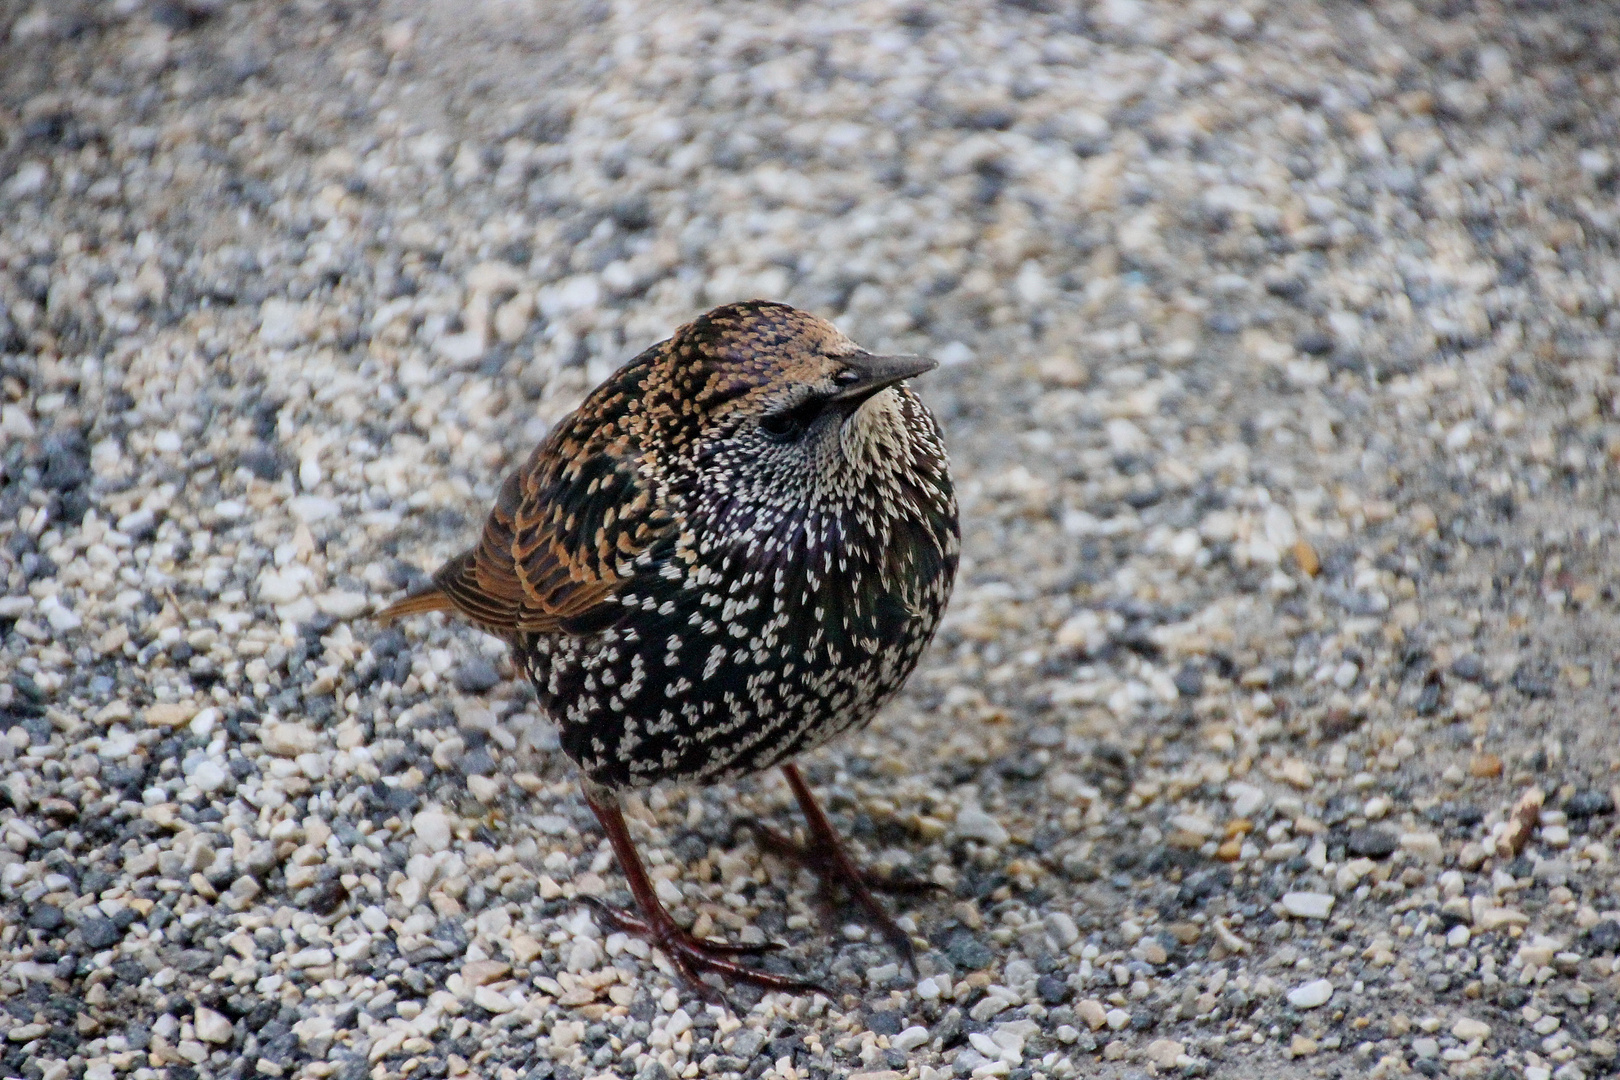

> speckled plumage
[387,300,959,791]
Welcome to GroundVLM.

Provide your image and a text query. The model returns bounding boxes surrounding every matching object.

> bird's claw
[580,895,782,956]
[576,896,825,1002]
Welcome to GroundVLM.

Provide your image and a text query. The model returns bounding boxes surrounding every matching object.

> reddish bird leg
[582,784,826,1001]
[747,763,935,972]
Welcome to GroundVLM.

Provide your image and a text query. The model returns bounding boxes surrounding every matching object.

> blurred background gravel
[3,2,1620,1079]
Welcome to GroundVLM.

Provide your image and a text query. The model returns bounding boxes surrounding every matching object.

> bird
[377,299,959,995]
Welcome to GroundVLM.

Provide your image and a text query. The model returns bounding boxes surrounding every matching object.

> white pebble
[538,275,601,319]
[194,1007,233,1044]
[101,731,139,760]
[190,761,228,793]
[189,708,218,737]
[38,595,82,632]
[954,803,1010,846]
[1287,979,1333,1009]
[1168,813,1217,839]
[259,721,317,757]
[288,946,333,968]
[866,962,899,986]
[7,161,48,197]
[1095,0,1144,31]
[1226,782,1267,820]
[473,986,516,1013]
[315,591,370,619]
[892,1025,930,1053]
[412,810,452,853]
[1400,832,1444,862]
[566,937,603,972]
[259,298,307,347]
[289,495,341,523]
[990,1021,1028,1061]
[1281,892,1335,920]
[258,567,310,605]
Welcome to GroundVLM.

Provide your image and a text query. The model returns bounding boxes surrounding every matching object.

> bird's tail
[372,585,455,624]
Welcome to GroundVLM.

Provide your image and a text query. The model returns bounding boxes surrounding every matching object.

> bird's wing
[377,419,674,636]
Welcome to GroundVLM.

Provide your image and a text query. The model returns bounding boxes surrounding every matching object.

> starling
[379,299,958,993]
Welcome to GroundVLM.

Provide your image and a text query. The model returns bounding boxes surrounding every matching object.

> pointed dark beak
[829,353,938,405]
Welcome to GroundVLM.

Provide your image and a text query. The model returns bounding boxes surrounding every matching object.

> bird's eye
[833,368,860,387]
[759,396,827,441]
[759,412,801,439]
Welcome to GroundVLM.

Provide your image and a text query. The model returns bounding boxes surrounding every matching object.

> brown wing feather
[378,386,672,635]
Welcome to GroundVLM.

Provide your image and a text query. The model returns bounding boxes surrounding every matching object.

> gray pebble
[1567,791,1616,819]
[944,929,994,970]
[28,904,64,932]
[79,916,124,950]
[1347,829,1399,860]
[453,658,501,694]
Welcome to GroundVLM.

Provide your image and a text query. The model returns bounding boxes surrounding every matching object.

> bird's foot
[746,821,935,972]
[746,822,940,895]
[579,896,828,1003]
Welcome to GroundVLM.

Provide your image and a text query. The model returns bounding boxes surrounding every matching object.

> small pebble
[1400,831,1444,863]
[452,658,501,694]
[412,810,452,853]
[1281,892,1335,920]
[194,1007,233,1044]
[1287,979,1334,1010]
[1347,828,1398,859]
[1227,782,1267,820]
[953,804,1009,846]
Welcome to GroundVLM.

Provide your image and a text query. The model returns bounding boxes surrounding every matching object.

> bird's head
[655,300,938,476]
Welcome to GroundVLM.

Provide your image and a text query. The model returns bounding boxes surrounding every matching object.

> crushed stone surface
[3,2,1620,1079]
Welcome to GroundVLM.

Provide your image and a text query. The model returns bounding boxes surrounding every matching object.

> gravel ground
[4,2,1620,1079]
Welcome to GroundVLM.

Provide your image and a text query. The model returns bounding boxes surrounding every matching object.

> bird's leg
[581,784,826,1001]
[751,764,930,972]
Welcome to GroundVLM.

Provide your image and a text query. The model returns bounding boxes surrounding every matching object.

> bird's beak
[829,353,938,405]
